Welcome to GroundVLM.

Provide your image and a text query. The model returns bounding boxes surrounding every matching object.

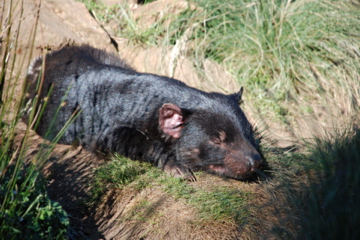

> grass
[0,1,69,239]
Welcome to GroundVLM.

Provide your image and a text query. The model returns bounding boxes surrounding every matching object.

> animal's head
[158,87,262,180]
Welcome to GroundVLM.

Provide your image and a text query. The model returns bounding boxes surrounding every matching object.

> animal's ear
[159,103,184,139]
[231,86,244,105]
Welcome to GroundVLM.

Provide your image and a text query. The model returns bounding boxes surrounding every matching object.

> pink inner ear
[159,103,184,139]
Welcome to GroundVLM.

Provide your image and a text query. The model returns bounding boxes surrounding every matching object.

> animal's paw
[163,163,196,181]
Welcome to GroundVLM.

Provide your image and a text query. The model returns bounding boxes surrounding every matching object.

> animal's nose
[247,153,262,172]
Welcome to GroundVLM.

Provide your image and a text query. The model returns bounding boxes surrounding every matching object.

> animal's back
[23,45,262,180]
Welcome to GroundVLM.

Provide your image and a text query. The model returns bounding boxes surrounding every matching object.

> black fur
[24,45,261,180]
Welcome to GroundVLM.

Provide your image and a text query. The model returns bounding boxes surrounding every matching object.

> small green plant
[0,165,69,239]
[0,1,70,239]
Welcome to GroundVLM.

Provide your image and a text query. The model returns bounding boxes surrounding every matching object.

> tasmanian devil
[24,45,262,181]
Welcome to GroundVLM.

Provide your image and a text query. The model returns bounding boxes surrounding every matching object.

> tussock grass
[182,0,359,124]
[296,128,360,239]
[258,124,360,239]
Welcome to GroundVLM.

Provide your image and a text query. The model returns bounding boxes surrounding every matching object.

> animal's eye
[210,131,226,145]
[211,137,222,145]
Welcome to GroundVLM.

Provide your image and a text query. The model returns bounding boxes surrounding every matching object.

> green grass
[89,153,158,203]
[160,176,251,223]
[188,0,359,105]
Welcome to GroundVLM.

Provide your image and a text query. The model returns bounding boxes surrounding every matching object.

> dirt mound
[15,121,265,239]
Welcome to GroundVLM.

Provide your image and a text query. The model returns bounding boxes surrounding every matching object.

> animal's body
[24,45,261,180]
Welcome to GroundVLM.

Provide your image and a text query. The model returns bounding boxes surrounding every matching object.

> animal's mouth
[208,164,255,180]
[208,164,227,174]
